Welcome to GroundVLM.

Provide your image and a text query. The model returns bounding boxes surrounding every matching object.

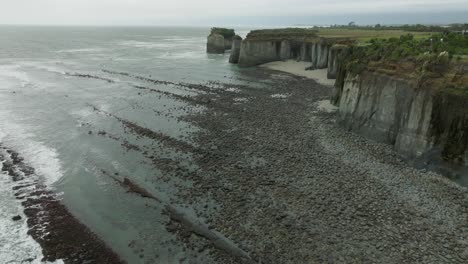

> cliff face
[229,38,242,64]
[314,42,330,69]
[207,34,226,54]
[334,67,468,177]
[238,41,282,67]
[327,45,349,79]
[237,39,335,68]
[224,38,233,50]
[206,28,237,54]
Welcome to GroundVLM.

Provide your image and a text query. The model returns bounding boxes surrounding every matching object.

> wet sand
[260,60,336,86]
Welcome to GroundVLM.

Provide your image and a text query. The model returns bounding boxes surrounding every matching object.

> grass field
[316,28,434,42]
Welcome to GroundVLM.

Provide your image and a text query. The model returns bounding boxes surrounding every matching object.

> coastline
[0,146,123,264]
[260,60,336,86]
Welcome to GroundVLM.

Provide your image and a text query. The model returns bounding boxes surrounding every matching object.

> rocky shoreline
[177,68,468,263]
[3,65,467,263]
[0,146,123,264]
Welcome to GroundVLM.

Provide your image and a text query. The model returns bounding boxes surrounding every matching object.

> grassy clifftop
[245,28,319,41]
[342,33,468,84]
[243,27,440,43]
[210,27,236,39]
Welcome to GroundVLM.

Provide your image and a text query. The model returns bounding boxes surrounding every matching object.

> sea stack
[207,27,236,54]
[229,35,243,64]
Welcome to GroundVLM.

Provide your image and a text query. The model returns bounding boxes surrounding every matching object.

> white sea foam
[157,51,205,59]
[0,64,63,187]
[0,109,64,187]
[0,71,64,261]
[0,150,64,264]
[19,61,68,75]
[119,40,176,49]
[0,65,32,88]
[56,48,104,53]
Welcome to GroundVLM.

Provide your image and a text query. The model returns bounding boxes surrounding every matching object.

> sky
[0,0,467,26]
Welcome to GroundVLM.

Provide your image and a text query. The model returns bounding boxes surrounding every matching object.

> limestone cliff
[327,45,350,79]
[229,36,243,64]
[234,29,351,73]
[314,42,330,69]
[224,38,233,50]
[207,33,226,54]
[237,39,344,68]
[334,57,468,177]
[206,28,237,54]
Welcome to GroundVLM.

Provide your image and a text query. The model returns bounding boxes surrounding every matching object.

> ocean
[0,26,253,263]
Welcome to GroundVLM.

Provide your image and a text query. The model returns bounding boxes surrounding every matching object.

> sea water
[0,26,252,263]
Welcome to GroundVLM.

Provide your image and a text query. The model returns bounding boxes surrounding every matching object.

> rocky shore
[55,66,467,263]
[175,68,468,263]
[0,147,123,264]
[3,63,467,263]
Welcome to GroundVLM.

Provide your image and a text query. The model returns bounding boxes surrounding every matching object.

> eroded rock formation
[333,53,468,177]
[229,35,243,64]
[206,28,237,54]
[327,45,350,79]
[207,33,225,54]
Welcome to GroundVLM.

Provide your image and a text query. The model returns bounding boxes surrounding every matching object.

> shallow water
[0,26,254,263]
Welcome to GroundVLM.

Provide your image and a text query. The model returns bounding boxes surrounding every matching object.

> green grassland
[316,28,434,42]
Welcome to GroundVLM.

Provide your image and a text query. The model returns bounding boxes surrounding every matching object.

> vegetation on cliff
[333,31,468,164]
[325,23,467,33]
[339,33,468,80]
[210,27,236,39]
[245,28,318,41]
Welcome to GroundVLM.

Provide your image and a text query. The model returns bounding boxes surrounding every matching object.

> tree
[348,21,356,27]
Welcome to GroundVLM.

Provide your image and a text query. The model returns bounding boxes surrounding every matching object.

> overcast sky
[0,0,467,26]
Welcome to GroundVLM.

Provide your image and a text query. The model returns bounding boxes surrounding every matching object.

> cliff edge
[333,33,468,179]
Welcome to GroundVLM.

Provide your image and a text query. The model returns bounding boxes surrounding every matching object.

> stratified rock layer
[207,34,226,54]
[236,38,343,72]
[327,45,350,79]
[334,65,468,177]
[229,37,243,64]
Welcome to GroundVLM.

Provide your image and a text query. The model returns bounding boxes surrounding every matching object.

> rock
[207,33,225,54]
[311,43,318,68]
[12,215,22,221]
[300,43,312,62]
[316,42,330,69]
[229,36,243,64]
[334,67,468,174]
[279,40,291,60]
[238,40,282,67]
[327,44,350,79]
[224,38,233,50]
